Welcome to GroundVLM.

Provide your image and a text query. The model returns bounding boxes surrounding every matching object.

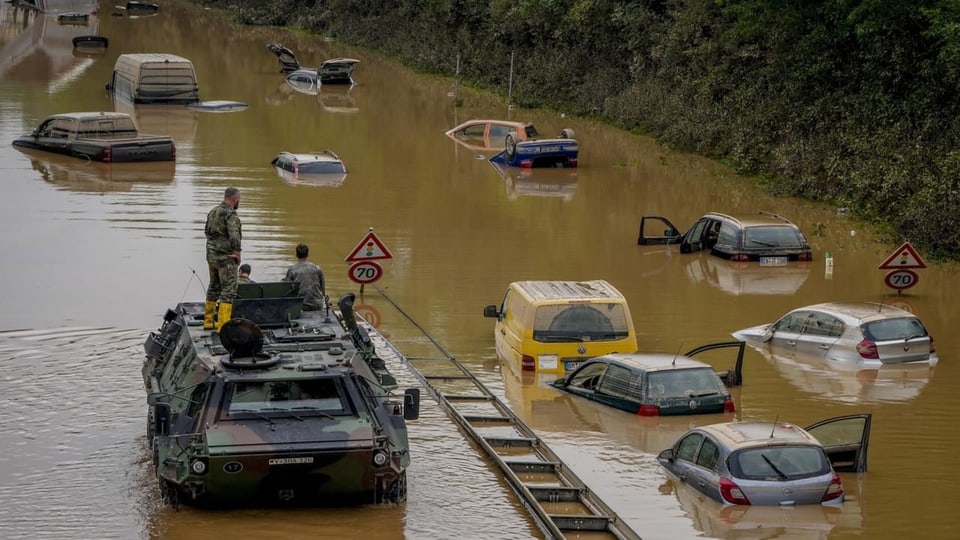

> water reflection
[742,343,934,404]
[16,146,175,192]
[490,161,578,201]
[662,477,858,539]
[0,4,98,91]
[112,99,199,143]
[684,257,813,296]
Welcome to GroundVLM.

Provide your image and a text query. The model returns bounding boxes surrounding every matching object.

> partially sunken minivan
[107,53,200,104]
[484,280,638,375]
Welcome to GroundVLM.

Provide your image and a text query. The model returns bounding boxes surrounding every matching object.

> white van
[107,53,200,104]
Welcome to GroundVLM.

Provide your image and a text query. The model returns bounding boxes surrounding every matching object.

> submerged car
[445,119,578,168]
[266,43,359,84]
[657,414,871,506]
[639,211,813,263]
[733,302,938,368]
[550,341,745,416]
[271,151,347,187]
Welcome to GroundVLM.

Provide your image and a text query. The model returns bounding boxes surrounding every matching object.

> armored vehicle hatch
[143,285,419,508]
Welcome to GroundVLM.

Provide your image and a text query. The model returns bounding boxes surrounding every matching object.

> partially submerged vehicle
[639,211,813,263]
[142,284,420,507]
[549,341,745,416]
[445,119,578,168]
[658,414,871,506]
[266,43,360,84]
[271,151,348,187]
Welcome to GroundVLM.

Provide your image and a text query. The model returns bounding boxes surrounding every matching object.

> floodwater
[0,1,957,538]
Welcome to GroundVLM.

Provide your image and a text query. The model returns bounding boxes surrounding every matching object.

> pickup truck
[12,112,175,163]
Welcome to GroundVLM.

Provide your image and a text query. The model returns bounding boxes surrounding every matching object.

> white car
[733,302,937,368]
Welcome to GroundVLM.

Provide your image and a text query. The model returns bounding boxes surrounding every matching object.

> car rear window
[862,317,927,341]
[532,304,632,342]
[742,226,805,248]
[298,161,345,174]
[647,368,724,399]
[523,125,540,138]
[731,446,831,480]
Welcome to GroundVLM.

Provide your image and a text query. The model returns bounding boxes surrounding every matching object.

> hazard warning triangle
[878,242,926,269]
[345,230,393,262]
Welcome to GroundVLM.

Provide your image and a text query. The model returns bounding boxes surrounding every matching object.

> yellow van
[483,280,638,375]
[107,53,200,104]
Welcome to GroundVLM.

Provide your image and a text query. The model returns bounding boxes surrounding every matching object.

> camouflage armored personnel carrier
[142,282,419,508]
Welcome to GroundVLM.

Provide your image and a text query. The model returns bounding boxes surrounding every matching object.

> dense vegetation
[198,0,960,258]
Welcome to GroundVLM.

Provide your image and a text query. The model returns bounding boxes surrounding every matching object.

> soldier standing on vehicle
[283,243,326,311]
[204,187,242,330]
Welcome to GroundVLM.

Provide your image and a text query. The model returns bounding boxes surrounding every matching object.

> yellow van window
[532,304,631,342]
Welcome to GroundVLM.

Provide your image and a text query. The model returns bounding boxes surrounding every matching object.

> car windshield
[298,161,345,174]
[532,303,631,342]
[730,445,831,480]
[742,225,804,248]
[224,379,346,417]
[647,368,723,398]
[862,317,927,341]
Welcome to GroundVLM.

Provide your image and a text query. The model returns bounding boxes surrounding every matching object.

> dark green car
[550,341,744,416]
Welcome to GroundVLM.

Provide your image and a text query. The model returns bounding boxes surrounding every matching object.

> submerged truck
[142,284,419,508]
[12,112,175,163]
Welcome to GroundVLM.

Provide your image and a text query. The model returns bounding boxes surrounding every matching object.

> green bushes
[198,0,960,258]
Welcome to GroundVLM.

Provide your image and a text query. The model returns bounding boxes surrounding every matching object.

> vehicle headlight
[538,354,559,370]
[191,459,208,475]
[372,450,389,467]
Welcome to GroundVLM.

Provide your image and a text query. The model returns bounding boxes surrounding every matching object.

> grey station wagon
[550,341,745,416]
[658,414,871,506]
[639,211,813,264]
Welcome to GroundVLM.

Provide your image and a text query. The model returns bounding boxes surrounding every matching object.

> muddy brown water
[0,1,957,538]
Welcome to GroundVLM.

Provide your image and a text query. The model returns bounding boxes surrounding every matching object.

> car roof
[704,211,800,228]
[51,111,132,121]
[792,302,914,323]
[594,353,713,372]
[698,421,819,448]
[451,119,533,130]
[511,280,625,303]
[277,151,342,163]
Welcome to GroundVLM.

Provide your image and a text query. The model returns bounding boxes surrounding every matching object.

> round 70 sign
[348,261,383,284]
[884,269,918,291]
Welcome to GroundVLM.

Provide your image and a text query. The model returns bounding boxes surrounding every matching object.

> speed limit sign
[348,261,383,284]
[884,269,918,291]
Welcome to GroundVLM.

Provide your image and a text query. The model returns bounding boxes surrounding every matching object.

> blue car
[490,128,578,168]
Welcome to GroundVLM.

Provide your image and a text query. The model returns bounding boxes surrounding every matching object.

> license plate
[537,146,560,153]
[565,361,581,371]
[759,256,788,266]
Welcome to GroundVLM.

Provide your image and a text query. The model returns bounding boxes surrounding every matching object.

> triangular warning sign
[878,242,926,269]
[345,230,393,262]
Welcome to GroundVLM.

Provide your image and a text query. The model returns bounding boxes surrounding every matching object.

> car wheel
[560,128,575,139]
[505,133,517,160]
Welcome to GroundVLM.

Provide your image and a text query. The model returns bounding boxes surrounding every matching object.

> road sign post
[345,229,393,292]
[879,242,925,293]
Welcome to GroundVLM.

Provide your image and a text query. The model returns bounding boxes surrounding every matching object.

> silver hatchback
[733,302,937,368]
[657,414,871,506]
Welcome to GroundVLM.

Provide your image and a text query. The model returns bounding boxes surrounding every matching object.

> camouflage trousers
[206,255,239,303]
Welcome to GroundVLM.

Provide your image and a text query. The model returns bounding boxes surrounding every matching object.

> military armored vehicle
[142,282,419,508]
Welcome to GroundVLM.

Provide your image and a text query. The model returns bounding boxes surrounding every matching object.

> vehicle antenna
[672,342,683,366]
[769,413,780,439]
[181,266,207,303]
[877,294,885,312]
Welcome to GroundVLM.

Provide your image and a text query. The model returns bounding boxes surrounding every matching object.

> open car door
[806,413,871,473]
[638,216,683,245]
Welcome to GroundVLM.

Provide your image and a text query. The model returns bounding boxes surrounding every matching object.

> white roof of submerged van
[116,53,194,65]
[512,280,626,303]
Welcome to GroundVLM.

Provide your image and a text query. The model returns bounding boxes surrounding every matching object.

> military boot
[215,302,233,331]
[203,300,216,330]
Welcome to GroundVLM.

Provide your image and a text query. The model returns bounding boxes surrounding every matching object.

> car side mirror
[403,388,420,420]
[762,324,776,343]
[657,448,675,462]
[483,305,499,318]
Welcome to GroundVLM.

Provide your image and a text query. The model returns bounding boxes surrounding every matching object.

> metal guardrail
[366,285,642,540]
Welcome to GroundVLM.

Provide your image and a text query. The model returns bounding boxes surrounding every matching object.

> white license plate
[759,256,788,266]
[537,146,561,153]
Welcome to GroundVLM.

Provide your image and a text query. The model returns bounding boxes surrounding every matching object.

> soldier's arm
[226,213,242,252]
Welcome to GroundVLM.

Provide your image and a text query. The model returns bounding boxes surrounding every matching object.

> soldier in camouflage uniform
[283,243,326,311]
[204,187,242,330]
